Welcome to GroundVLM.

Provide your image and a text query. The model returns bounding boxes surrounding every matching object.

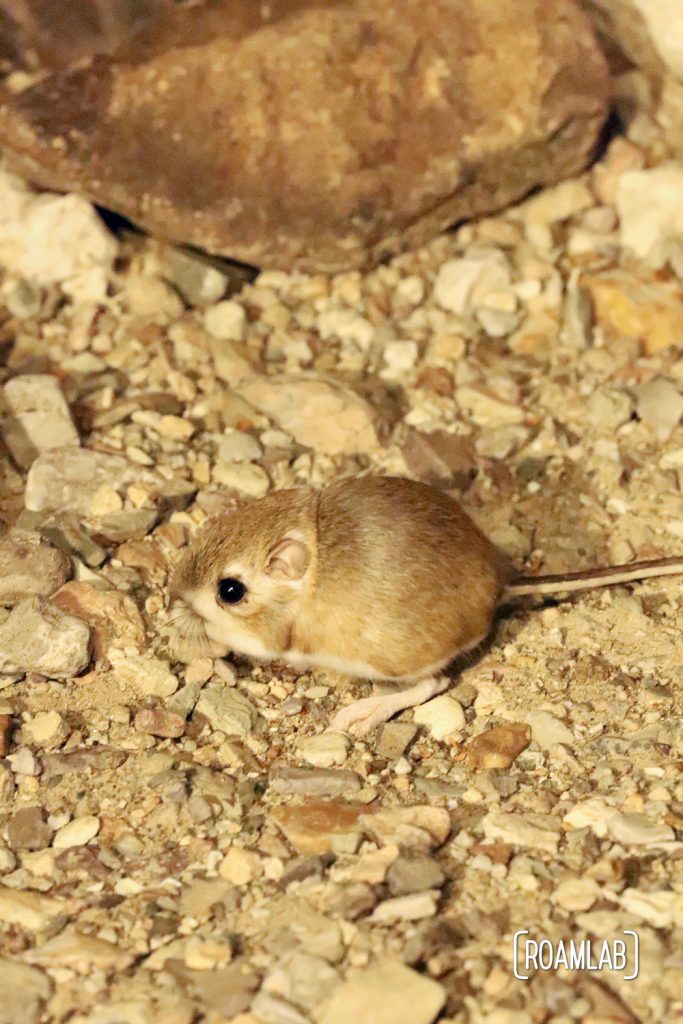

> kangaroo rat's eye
[217,578,247,605]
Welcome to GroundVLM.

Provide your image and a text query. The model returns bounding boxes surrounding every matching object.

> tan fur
[169,476,509,682]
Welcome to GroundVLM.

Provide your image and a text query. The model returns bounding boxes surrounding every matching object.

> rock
[219,846,263,885]
[217,430,263,464]
[619,888,679,928]
[52,581,147,659]
[0,2,607,273]
[0,597,90,678]
[250,992,310,1024]
[585,0,683,82]
[42,514,107,569]
[584,270,683,356]
[520,179,594,224]
[464,723,531,769]
[23,927,133,971]
[455,386,525,428]
[413,694,465,740]
[299,732,349,768]
[319,960,445,1024]
[262,951,339,1013]
[7,807,53,852]
[22,711,69,750]
[238,375,378,455]
[434,250,512,316]
[386,856,446,896]
[370,892,438,924]
[0,958,52,1024]
[160,246,229,307]
[52,814,100,849]
[0,887,64,931]
[635,378,683,440]
[482,811,560,853]
[195,683,258,737]
[401,431,476,489]
[24,448,136,515]
[524,711,573,750]
[111,655,179,700]
[271,800,370,855]
[361,806,451,851]
[2,375,79,469]
[375,722,419,760]
[185,657,215,685]
[606,811,675,846]
[0,530,71,605]
[205,300,247,341]
[551,878,602,912]
[134,708,185,739]
[270,766,362,799]
[213,461,270,497]
[616,164,683,268]
[0,170,116,302]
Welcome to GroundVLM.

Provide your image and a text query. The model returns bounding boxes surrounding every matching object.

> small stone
[184,937,233,971]
[616,163,683,268]
[52,815,100,849]
[239,375,378,456]
[524,711,573,750]
[217,430,263,463]
[299,732,349,768]
[111,655,178,699]
[88,483,123,517]
[270,766,361,798]
[0,887,64,931]
[0,848,15,873]
[219,846,263,885]
[585,270,683,356]
[195,683,258,736]
[205,300,247,340]
[166,683,201,719]
[585,387,633,432]
[317,308,374,349]
[22,711,69,750]
[185,657,215,685]
[455,386,524,427]
[262,951,339,1013]
[375,722,418,760]
[521,179,593,224]
[7,806,53,852]
[619,888,678,929]
[0,597,90,678]
[24,448,136,515]
[415,366,454,397]
[606,812,675,847]
[134,708,185,739]
[158,414,195,440]
[434,250,512,315]
[361,806,451,851]
[413,694,466,740]
[271,800,370,855]
[250,993,310,1024]
[482,811,560,853]
[161,245,228,306]
[635,378,683,441]
[23,927,133,971]
[551,878,602,912]
[0,530,71,605]
[370,891,438,923]
[319,960,445,1024]
[0,958,52,1024]
[386,856,446,896]
[213,461,270,497]
[465,723,531,769]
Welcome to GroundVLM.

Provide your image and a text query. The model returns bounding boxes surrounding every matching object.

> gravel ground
[1,127,683,1024]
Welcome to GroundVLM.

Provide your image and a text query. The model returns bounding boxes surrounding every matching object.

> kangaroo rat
[169,476,683,734]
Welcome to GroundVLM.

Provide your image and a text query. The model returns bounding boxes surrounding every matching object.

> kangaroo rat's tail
[503,556,683,600]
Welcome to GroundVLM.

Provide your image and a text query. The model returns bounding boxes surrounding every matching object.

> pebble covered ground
[1,123,683,1024]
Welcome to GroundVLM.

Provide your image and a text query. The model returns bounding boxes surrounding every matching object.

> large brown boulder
[0,0,608,273]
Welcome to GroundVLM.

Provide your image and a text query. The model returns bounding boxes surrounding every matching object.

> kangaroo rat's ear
[265,535,310,580]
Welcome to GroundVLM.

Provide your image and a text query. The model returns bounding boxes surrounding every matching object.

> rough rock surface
[0,0,608,271]
[0,530,71,605]
[0,597,90,678]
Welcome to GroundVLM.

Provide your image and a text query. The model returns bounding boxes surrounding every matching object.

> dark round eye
[217,577,247,605]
